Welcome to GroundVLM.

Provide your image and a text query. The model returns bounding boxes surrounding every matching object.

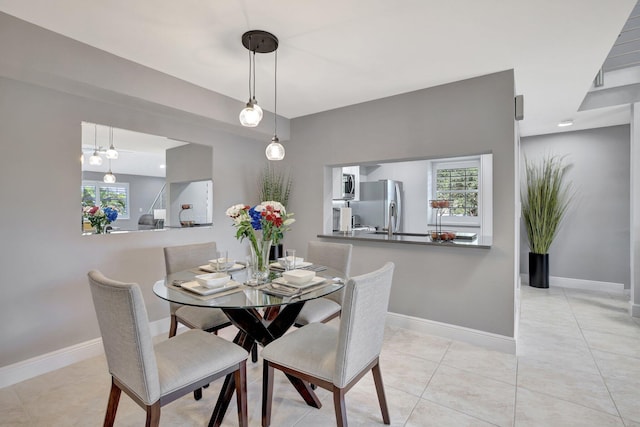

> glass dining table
[153,263,344,426]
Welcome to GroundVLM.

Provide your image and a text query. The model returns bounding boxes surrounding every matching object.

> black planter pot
[529,252,549,288]
[269,243,284,261]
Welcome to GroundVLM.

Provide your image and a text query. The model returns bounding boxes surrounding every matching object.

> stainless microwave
[342,173,355,199]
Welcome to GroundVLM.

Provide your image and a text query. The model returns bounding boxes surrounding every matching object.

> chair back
[164,242,217,314]
[307,241,353,304]
[163,241,217,274]
[87,270,160,405]
[333,262,394,388]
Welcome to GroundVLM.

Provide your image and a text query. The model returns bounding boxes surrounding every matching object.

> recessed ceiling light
[159,164,166,169]
[558,120,574,127]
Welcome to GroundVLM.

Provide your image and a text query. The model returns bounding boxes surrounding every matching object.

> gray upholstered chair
[87,270,248,427]
[262,262,394,427]
[163,242,232,338]
[294,241,353,326]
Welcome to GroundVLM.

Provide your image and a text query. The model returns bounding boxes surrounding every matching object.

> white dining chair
[294,241,353,326]
[88,270,249,427]
[261,262,394,427]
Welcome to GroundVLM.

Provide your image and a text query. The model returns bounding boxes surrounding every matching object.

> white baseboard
[0,317,172,389]
[3,312,519,388]
[520,274,625,294]
[386,312,516,354]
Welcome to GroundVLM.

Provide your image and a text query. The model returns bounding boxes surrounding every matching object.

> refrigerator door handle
[394,182,402,231]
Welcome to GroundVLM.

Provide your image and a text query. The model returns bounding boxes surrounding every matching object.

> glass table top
[153,265,344,309]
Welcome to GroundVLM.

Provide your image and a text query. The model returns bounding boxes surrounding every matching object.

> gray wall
[0,76,270,366]
[287,70,517,337]
[520,125,631,287]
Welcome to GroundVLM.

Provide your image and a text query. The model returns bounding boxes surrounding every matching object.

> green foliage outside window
[436,167,479,217]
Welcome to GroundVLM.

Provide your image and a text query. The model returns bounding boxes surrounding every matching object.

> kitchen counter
[317,230,492,248]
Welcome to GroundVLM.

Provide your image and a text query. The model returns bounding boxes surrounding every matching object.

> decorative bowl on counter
[430,200,451,208]
[429,230,457,242]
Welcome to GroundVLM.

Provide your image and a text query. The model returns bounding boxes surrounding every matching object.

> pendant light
[103,159,116,183]
[239,51,263,127]
[105,126,119,159]
[88,124,103,166]
[265,49,284,161]
[239,31,278,127]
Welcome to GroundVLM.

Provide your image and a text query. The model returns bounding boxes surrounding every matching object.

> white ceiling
[0,0,636,136]
[81,123,185,177]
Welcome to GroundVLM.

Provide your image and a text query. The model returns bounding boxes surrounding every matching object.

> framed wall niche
[81,122,213,234]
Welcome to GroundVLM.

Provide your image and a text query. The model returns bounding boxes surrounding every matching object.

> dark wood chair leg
[262,361,274,427]
[104,378,121,427]
[251,343,258,363]
[372,362,390,424]
[332,387,347,427]
[234,361,248,427]
[194,387,203,400]
[168,314,178,338]
[145,401,161,427]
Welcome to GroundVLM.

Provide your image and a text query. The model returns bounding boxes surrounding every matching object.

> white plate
[270,261,313,269]
[180,281,241,296]
[271,276,326,289]
[198,263,246,273]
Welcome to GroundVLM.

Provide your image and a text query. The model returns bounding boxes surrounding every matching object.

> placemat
[167,280,246,301]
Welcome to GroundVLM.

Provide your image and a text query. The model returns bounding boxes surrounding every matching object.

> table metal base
[208,302,321,426]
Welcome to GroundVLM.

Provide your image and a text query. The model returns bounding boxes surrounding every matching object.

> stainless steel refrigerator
[351,180,403,232]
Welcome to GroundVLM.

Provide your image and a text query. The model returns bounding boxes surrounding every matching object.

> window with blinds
[432,159,481,225]
[82,181,130,219]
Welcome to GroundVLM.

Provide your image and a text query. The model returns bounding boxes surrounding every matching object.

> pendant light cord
[94,124,98,151]
[252,51,257,101]
[248,47,252,100]
[274,50,278,135]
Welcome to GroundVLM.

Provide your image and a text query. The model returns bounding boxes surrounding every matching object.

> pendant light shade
[239,99,263,127]
[103,159,116,183]
[105,127,118,159]
[265,136,285,161]
[89,150,103,166]
[103,171,116,183]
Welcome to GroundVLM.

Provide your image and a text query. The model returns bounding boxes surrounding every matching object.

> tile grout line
[561,287,626,423]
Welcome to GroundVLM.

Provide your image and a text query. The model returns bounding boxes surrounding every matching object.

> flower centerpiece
[226,201,295,282]
[83,205,118,234]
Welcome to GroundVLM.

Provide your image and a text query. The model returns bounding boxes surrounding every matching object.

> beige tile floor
[1,285,639,426]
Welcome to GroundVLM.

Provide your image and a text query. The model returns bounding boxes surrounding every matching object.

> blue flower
[104,207,118,222]
[248,207,262,231]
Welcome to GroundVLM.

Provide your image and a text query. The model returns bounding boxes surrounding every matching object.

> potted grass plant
[521,155,574,288]
[258,164,293,260]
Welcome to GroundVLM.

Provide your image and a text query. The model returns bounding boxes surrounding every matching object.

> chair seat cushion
[262,323,338,383]
[155,329,247,397]
[295,298,341,326]
[175,305,230,331]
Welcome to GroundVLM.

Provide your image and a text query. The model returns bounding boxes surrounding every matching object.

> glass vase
[94,222,105,234]
[250,239,272,284]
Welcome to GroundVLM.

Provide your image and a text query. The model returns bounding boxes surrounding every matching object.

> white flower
[226,204,247,218]
[283,218,295,226]
[260,200,285,213]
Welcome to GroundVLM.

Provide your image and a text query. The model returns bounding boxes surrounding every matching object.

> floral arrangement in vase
[83,205,118,234]
[226,201,295,282]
